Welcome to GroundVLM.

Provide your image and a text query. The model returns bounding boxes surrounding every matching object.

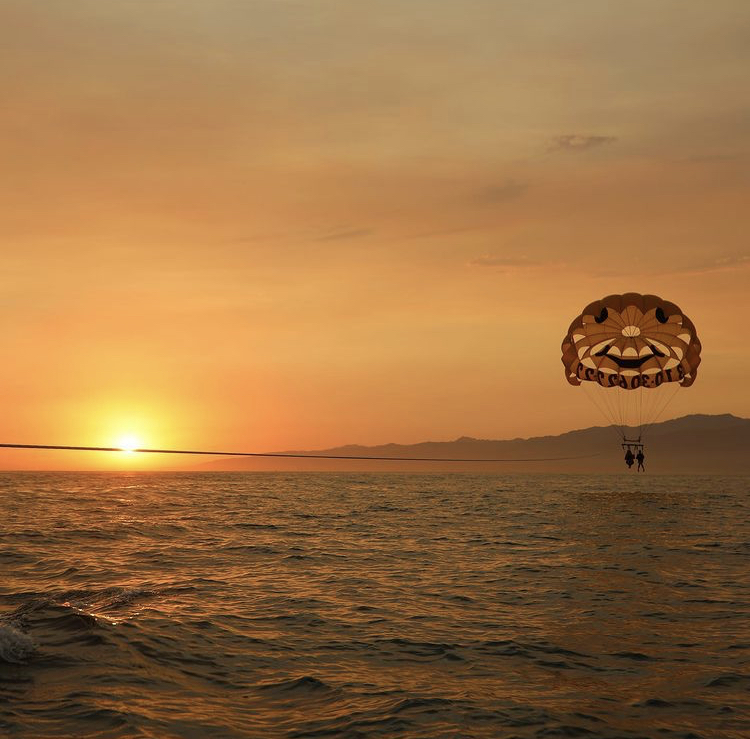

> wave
[0,624,35,664]
[2,471,749,738]
[1,586,158,635]
[257,675,337,696]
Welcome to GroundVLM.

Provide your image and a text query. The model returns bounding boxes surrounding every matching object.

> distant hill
[187,414,750,474]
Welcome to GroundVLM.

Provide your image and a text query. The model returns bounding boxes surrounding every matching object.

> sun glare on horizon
[116,434,143,454]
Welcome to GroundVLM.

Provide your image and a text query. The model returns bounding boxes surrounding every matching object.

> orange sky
[1,1,748,470]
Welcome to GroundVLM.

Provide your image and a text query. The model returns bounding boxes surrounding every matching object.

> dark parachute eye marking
[655,307,668,324]
[594,307,609,324]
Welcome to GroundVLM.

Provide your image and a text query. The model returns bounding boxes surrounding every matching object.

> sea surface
[1,472,749,739]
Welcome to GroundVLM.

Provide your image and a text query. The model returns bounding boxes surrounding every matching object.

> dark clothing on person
[625,450,635,469]
[636,451,645,472]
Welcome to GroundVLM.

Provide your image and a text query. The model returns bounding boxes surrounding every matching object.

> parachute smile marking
[604,353,655,369]
[593,342,667,369]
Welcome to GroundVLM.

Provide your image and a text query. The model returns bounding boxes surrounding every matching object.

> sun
[116,434,142,454]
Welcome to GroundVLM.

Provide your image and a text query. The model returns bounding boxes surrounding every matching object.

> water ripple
[1,472,749,738]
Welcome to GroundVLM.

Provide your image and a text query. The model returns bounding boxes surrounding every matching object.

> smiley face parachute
[561,293,701,443]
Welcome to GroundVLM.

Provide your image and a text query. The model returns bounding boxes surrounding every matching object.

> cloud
[549,134,617,152]
[684,253,750,274]
[648,253,750,277]
[468,255,541,269]
[314,227,374,242]
[592,253,750,278]
[684,153,742,164]
[474,180,527,204]
[230,227,374,244]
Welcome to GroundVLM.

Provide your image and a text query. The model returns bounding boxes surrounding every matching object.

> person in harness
[636,449,645,472]
[624,448,635,469]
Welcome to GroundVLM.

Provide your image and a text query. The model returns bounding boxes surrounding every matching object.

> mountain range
[188,414,750,474]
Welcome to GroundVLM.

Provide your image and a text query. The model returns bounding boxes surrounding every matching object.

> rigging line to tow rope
[0,443,601,463]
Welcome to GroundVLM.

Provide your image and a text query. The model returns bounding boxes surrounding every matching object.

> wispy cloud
[652,253,750,277]
[549,134,617,152]
[683,153,743,164]
[592,253,750,278]
[689,254,750,273]
[474,180,527,204]
[230,226,374,245]
[468,255,541,269]
[314,227,374,242]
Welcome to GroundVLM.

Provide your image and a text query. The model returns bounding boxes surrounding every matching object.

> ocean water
[1,472,749,739]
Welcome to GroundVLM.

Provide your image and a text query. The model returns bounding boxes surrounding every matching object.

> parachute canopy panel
[561,292,701,391]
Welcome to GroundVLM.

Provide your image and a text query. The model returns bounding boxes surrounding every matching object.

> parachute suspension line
[613,390,628,441]
[620,390,636,442]
[640,386,656,440]
[605,388,624,438]
[580,383,627,442]
[578,381,677,445]
[581,381,681,447]
[580,383,607,432]
[632,386,643,440]
[583,383,610,431]
[616,386,636,441]
[638,387,656,439]
[637,388,645,439]
[615,388,631,436]
[640,383,681,437]
[615,388,629,438]
[604,388,620,435]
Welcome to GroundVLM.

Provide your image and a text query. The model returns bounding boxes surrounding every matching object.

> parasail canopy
[561,292,701,441]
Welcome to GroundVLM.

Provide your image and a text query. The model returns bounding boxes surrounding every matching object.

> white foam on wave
[59,586,157,624]
[0,623,35,664]
[56,585,155,614]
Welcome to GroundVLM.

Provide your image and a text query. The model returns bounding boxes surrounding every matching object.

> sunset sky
[1,1,748,469]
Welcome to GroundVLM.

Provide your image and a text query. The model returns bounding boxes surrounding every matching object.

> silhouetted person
[624,449,635,469]
[636,450,645,472]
